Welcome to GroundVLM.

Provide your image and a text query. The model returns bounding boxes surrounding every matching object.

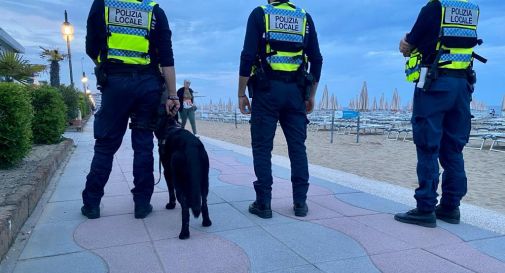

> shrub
[58,85,80,122]
[0,83,33,168]
[31,86,67,144]
[79,93,93,119]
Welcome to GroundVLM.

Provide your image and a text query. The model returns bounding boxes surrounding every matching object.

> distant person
[490,109,496,118]
[177,80,198,136]
[396,0,485,227]
[81,0,179,220]
[237,0,323,218]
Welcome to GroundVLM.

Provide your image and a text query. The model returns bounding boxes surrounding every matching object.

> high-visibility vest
[406,0,480,82]
[261,2,308,72]
[102,0,156,65]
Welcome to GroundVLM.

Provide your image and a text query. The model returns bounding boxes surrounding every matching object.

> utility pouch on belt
[94,63,108,91]
[297,70,314,101]
[467,69,477,85]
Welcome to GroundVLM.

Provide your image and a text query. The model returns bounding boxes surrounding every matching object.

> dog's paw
[165,202,176,210]
[178,231,190,240]
[202,219,212,227]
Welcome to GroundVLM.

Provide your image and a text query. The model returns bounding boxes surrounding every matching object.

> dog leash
[154,139,166,186]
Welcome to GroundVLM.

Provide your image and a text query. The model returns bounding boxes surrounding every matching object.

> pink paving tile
[371,249,473,273]
[153,232,250,273]
[272,198,342,221]
[426,242,505,273]
[307,184,334,196]
[143,209,184,240]
[218,174,256,187]
[353,214,462,248]
[313,218,413,255]
[212,155,244,166]
[93,242,164,273]
[309,195,378,216]
[74,214,150,249]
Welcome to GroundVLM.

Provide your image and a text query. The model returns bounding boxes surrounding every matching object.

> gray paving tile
[426,242,505,273]
[154,233,249,273]
[103,182,131,196]
[272,166,291,180]
[371,249,473,273]
[209,167,221,176]
[50,185,83,202]
[94,242,164,273]
[316,256,380,273]
[310,177,361,194]
[263,222,366,263]
[266,264,323,273]
[309,195,377,216]
[100,195,134,217]
[38,200,85,224]
[144,209,183,240]
[353,214,462,248]
[230,201,298,227]
[469,236,505,263]
[74,214,150,249]
[314,217,412,255]
[335,192,412,214]
[190,203,255,233]
[234,154,254,165]
[211,185,256,202]
[438,221,501,242]
[19,220,84,260]
[14,251,107,273]
[209,175,231,188]
[216,227,307,273]
[272,198,342,221]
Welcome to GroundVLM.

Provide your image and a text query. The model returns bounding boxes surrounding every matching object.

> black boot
[81,205,100,219]
[248,201,272,219]
[135,204,153,219]
[294,202,308,217]
[435,205,460,224]
[394,208,436,228]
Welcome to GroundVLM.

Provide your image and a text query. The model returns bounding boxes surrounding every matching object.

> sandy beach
[193,120,505,214]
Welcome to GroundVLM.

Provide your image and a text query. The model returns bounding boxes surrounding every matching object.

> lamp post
[81,72,88,93]
[61,10,75,87]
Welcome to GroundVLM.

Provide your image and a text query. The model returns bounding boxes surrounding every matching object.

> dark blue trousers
[250,80,309,205]
[83,73,162,207]
[411,76,472,212]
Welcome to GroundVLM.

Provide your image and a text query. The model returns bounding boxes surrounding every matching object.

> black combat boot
[435,205,460,224]
[394,208,436,228]
[248,201,272,219]
[294,202,308,217]
[81,205,100,219]
[135,204,153,219]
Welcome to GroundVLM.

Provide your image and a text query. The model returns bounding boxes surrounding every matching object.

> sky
[1,0,504,107]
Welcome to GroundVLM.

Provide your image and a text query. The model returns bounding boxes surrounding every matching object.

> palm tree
[0,51,45,84]
[40,47,67,87]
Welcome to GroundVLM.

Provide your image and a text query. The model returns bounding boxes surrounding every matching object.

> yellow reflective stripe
[108,34,149,53]
[106,55,149,65]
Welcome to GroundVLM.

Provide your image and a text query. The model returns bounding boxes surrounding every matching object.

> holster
[94,63,108,91]
[297,70,314,101]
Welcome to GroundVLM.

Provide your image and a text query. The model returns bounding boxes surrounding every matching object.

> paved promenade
[1,119,505,273]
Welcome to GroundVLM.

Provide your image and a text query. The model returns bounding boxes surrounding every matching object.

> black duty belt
[266,71,299,83]
[438,69,468,79]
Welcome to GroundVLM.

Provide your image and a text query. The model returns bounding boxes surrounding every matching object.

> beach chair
[490,134,505,152]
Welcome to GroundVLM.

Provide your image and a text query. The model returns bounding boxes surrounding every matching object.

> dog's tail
[187,146,202,218]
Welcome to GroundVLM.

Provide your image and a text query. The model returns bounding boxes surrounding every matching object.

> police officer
[238,0,323,218]
[395,0,484,227]
[81,0,179,219]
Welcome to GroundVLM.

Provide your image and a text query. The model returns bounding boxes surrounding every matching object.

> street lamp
[61,10,75,87]
[81,72,88,93]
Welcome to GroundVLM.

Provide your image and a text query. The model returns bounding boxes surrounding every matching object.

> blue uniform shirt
[86,0,175,71]
[239,0,323,81]
[406,1,442,65]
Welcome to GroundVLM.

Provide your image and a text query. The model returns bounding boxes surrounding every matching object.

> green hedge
[79,93,93,119]
[58,85,80,122]
[0,83,33,168]
[31,86,67,144]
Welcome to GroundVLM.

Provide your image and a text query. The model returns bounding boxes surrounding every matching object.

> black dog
[156,117,212,239]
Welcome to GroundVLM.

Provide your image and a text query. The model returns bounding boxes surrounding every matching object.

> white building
[1,27,26,82]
